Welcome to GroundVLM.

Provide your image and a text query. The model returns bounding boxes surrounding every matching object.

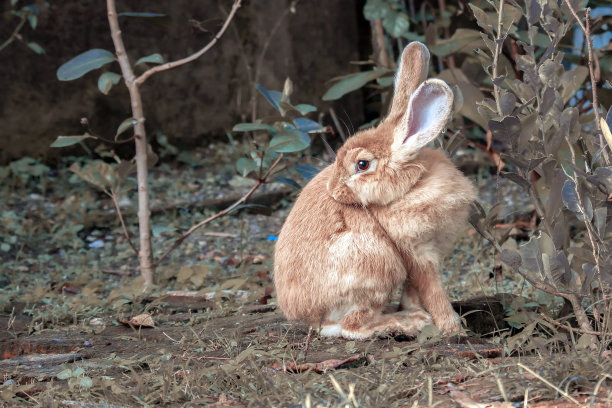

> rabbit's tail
[320,306,432,339]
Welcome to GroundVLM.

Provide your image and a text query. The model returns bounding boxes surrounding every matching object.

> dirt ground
[1,146,611,406]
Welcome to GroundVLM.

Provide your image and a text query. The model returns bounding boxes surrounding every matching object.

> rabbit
[273,41,477,339]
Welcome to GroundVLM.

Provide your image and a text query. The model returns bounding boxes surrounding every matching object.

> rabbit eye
[356,160,370,172]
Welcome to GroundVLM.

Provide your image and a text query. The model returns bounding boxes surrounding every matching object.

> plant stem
[135,0,242,87]
[155,153,284,266]
[110,190,139,256]
[107,0,154,285]
[565,138,608,340]
[563,2,609,165]
[0,15,26,52]
[492,0,505,116]
[251,0,298,121]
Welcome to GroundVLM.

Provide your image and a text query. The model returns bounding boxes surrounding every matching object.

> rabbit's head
[327,42,454,206]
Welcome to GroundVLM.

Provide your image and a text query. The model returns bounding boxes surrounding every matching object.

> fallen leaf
[122,313,155,328]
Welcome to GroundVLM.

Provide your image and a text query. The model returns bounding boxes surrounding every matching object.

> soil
[1,145,610,406]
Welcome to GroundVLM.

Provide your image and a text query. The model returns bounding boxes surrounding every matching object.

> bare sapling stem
[105,0,242,285]
[107,0,154,285]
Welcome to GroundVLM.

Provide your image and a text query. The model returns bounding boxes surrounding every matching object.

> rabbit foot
[320,307,433,339]
[434,312,462,334]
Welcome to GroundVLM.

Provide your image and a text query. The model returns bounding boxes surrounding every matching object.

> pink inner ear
[403,85,448,145]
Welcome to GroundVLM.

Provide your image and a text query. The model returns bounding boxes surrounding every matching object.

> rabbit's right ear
[384,42,430,127]
[391,79,454,161]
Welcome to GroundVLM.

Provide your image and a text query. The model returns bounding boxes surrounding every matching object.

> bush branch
[135,0,242,87]
[563,2,609,165]
[155,153,284,266]
[492,0,505,116]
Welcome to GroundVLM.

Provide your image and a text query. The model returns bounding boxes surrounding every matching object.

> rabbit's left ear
[391,79,453,159]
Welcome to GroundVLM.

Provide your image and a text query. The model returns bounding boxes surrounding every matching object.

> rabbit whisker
[341,108,356,136]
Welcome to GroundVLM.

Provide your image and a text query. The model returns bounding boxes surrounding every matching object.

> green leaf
[382,11,409,38]
[269,130,310,153]
[257,85,283,112]
[119,12,167,17]
[274,177,301,189]
[236,157,258,177]
[57,369,72,380]
[500,249,522,269]
[27,13,37,29]
[560,66,588,103]
[97,72,122,95]
[562,180,593,222]
[116,118,136,140]
[294,104,317,115]
[429,29,483,58]
[135,53,164,66]
[72,367,84,377]
[295,164,319,180]
[50,134,94,148]
[363,0,389,20]
[26,42,45,54]
[469,4,493,34]
[293,118,323,132]
[323,70,391,101]
[57,49,116,81]
[232,123,276,133]
[79,377,93,388]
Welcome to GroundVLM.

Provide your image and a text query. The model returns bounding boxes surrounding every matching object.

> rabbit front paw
[435,312,461,334]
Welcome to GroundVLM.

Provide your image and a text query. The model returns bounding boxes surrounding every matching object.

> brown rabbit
[273,42,477,339]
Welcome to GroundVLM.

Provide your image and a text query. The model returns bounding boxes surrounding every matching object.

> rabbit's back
[373,148,476,264]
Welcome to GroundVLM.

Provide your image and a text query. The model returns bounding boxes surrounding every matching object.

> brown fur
[273,42,477,339]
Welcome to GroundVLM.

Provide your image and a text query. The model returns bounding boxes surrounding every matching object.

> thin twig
[252,0,298,121]
[0,14,26,52]
[489,238,596,335]
[437,0,455,69]
[198,356,231,361]
[564,138,608,344]
[563,1,609,165]
[155,153,284,266]
[135,0,242,87]
[517,363,582,406]
[492,0,505,116]
[110,190,139,256]
[539,313,602,336]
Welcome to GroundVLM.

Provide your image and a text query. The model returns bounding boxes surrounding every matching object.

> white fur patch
[341,329,369,340]
[320,324,342,337]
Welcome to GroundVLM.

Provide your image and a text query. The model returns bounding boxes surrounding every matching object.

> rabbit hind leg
[336,307,432,339]
[399,283,422,311]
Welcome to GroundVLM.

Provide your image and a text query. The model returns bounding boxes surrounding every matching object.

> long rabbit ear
[385,42,430,127]
[391,79,454,160]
